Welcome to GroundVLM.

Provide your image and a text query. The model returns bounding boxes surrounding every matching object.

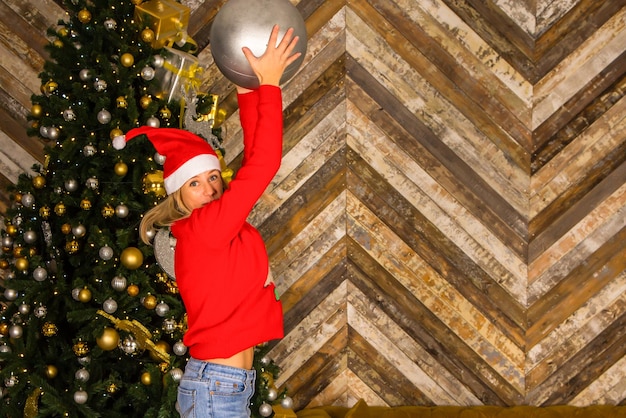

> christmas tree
[0,0,289,416]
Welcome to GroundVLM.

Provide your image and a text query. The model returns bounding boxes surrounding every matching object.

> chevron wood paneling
[1,0,626,411]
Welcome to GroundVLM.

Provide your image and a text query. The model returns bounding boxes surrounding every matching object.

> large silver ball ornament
[210,0,307,89]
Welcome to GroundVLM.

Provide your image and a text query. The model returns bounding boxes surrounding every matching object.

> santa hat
[114,126,221,194]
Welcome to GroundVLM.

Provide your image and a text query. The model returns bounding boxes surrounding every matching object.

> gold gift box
[134,0,190,49]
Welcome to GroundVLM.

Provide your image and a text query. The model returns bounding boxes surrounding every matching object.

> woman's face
[180,169,224,210]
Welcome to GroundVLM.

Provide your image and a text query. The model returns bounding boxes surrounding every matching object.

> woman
[123,25,301,417]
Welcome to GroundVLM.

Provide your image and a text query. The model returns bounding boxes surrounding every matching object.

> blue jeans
[177,358,256,418]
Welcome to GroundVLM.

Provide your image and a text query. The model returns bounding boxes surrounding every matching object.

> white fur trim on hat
[164,154,221,194]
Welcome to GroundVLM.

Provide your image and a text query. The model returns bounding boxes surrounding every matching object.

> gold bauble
[44,81,58,95]
[15,257,29,271]
[6,224,17,236]
[120,53,134,68]
[110,127,124,139]
[96,327,120,351]
[143,294,157,309]
[42,322,58,337]
[260,371,274,387]
[31,104,43,118]
[77,9,92,23]
[40,206,51,219]
[141,371,152,385]
[142,171,166,197]
[46,365,58,379]
[159,107,172,120]
[13,193,22,203]
[0,260,9,269]
[121,247,143,270]
[150,341,171,361]
[127,284,139,297]
[116,96,128,109]
[141,28,155,43]
[61,223,72,235]
[101,204,114,218]
[107,383,118,394]
[32,175,46,189]
[0,323,9,335]
[58,27,69,37]
[53,39,64,48]
[65,240,79,254]
[139,95,152,109]
[73,340,89,357]
[13,246,25,257]
[78,287,92,303]
[54,202,66,216]
[114,162,128,176]
[80,199,92,210]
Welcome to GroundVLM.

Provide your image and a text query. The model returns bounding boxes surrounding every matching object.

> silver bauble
[163,318,177,333]
[119,336,141,356]
[47,126,60,140]
[104,18,117,30]
[86,177,99,189]
[18,303,30,315]
[267,387,278,401]
[141,66,155,81]
[2,235,13,247]
[111,275,127,291]
[173,341,187,356]
[153,54,164,68]
[258,402,273,417]
[72,224,87,238]
[73,390,88,404]
[170,368,183,382]
[8,325,23,339]
[12,216,23,226]
[4,375,18,388]
[63,108,76,121]
[99,245,114,260]
[34,305,47,318]
[155,302,170,317]
[115,204,129,218]
[23,230,37,244]
[72,287,82,301]
[102,298,118,314]
[210,0,307,89]
[0,344,11,354]
[79,69,92,81]
[33,266,48,282]
[65,178,79,192]
[3,288,18,301]
[75,368,90,382]
[78,356,91,365]
[94,79,107,91]
[97,109,112,124]
[39,125,49,138]
[146,116,160,128]
[21,193,35,207]
[281,396,294,409]
[83,144,97,156]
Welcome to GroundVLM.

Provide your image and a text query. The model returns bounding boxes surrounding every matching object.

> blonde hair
[139,189,190,245]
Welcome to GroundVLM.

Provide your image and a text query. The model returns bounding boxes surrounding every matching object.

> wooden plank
[346,149,527,337]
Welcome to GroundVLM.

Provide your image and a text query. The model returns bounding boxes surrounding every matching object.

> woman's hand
[241,25,301,87]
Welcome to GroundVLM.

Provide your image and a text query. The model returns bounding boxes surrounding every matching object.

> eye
[189,180,199,187]
[209,174,219,182]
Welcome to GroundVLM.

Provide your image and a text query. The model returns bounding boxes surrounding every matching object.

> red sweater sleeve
[237,90,259,166]
[172,85,283,248]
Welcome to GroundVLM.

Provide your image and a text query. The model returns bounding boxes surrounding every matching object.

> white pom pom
[112,135,126,150]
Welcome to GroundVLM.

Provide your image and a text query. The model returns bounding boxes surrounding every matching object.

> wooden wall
[1,0,626,410]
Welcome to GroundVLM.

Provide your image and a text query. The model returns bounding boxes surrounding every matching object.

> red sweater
[171,85,284,360]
